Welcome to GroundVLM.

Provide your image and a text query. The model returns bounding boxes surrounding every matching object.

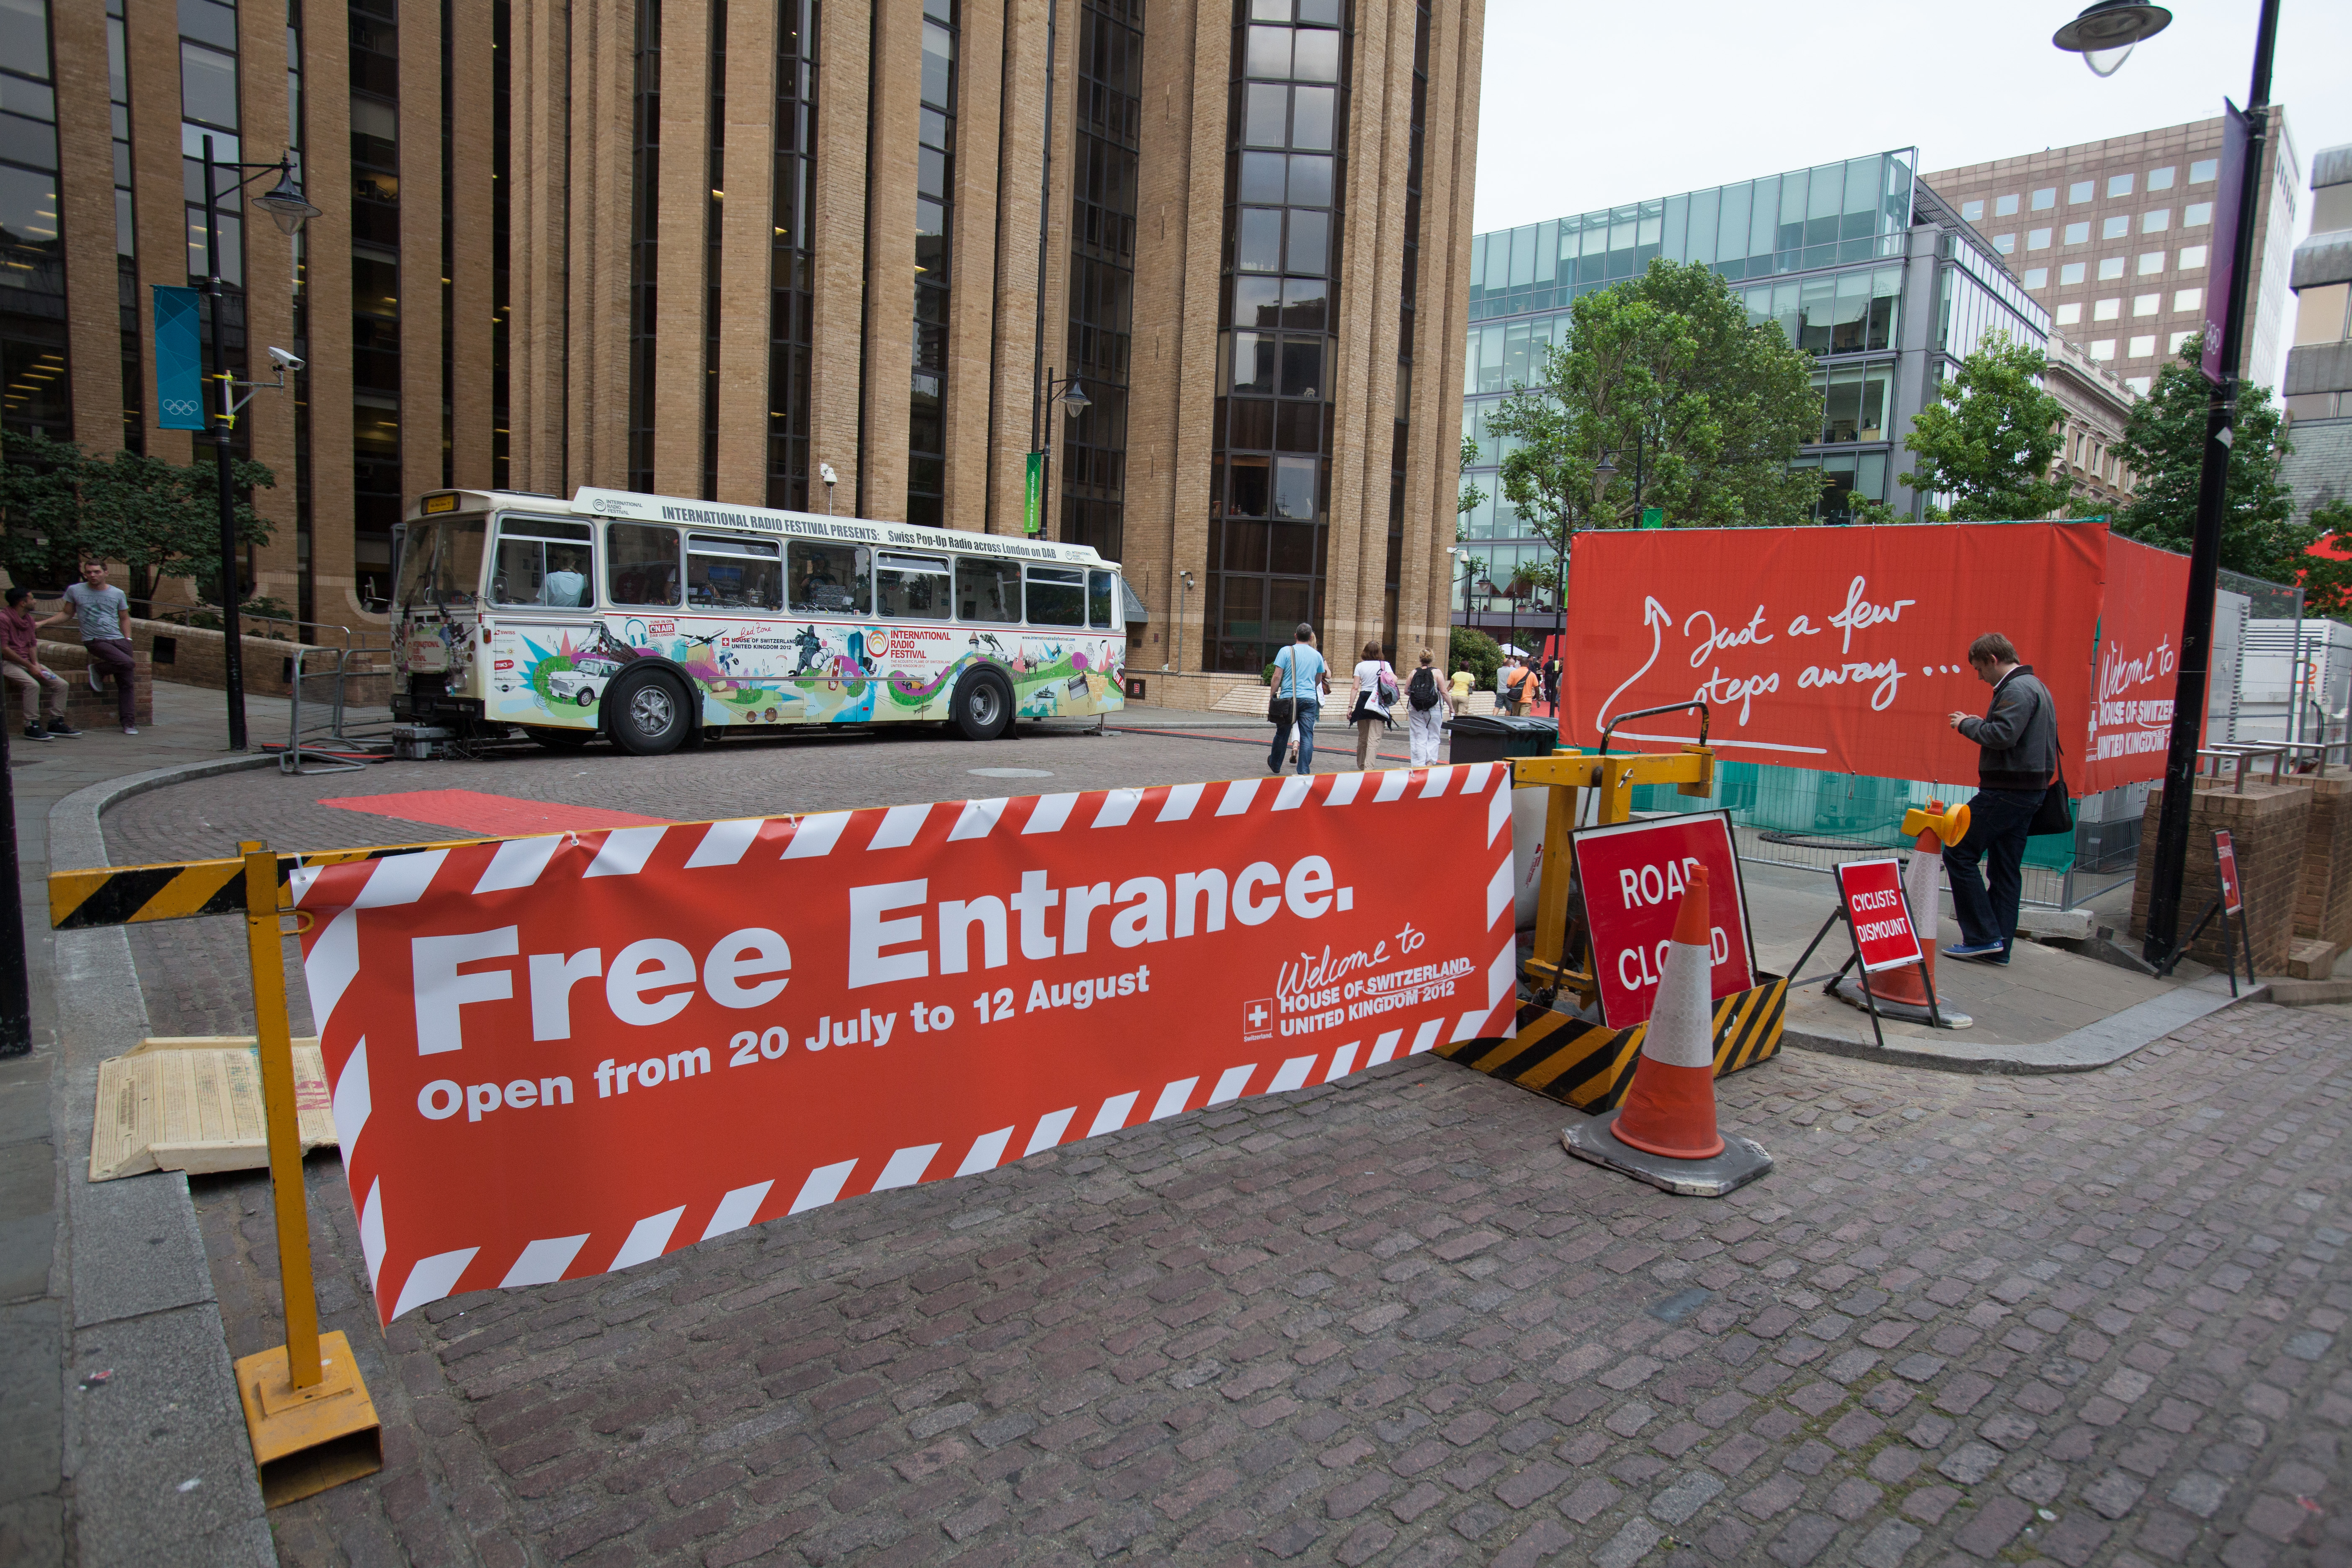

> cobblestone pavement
[172,983,2352,1566]
[101,731,2352,1566]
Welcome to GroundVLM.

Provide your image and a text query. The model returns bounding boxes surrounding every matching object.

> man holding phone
[1943,632,2057,966]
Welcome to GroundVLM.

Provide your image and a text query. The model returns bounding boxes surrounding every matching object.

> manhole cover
[968,767,1053,778]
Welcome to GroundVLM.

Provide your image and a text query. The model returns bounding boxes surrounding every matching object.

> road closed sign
[1571,811,1756,1029]
[1835,857,1923,973]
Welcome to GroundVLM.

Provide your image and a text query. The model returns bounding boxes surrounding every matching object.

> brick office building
[1,0,1483,691]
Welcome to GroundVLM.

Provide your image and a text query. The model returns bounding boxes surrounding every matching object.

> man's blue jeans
[1945,787,2044,958]
[1269,699,1319,774]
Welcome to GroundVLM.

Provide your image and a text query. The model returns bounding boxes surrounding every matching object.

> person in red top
[1,586,79,741]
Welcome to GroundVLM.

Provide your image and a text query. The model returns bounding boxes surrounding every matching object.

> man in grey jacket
[1943,632,2058,965]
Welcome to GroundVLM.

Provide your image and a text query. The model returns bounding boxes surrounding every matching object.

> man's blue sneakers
[1942,941,2007,963]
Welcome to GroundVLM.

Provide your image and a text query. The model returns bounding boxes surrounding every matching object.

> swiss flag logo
[1242,998,1274,1042]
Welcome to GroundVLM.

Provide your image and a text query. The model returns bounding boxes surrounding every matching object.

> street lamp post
[2051,0,2277,970]
[1175,569,1194,674]
[1033,369,1090,539]
[199,140,320,750]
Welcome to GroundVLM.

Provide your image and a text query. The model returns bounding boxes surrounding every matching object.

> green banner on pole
[1023,451,1044,536]
[1639,507,1664,529]
[152,285,206,431]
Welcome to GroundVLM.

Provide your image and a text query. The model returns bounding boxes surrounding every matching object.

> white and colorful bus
[390,485,1129,755]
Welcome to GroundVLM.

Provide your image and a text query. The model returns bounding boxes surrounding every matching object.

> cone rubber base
[1562,1109,1773,1198]
[1826,977,1972,1029]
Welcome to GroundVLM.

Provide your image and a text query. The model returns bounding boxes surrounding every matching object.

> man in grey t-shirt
[63,560,138,732]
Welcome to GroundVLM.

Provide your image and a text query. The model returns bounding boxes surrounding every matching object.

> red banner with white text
[2082,534,2191,792]
[293,767,1519,1323]
[1560,522,2110,787]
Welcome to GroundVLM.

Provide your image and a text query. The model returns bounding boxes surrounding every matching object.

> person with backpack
[1349,640,1399,769]
[1499,656,1535,717]
[1405,649,1446,765]
[1266,622,1328,776]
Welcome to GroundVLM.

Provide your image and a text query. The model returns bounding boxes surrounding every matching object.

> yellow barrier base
[234,1329,383,1506]
[1437,973,1787,1112]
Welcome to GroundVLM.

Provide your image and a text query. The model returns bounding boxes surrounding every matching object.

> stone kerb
[2295,772,2352,949]
[2129,778,2311,971]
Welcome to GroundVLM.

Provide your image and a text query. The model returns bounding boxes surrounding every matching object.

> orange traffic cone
[1562,867,1772,1197]
[1831,800,1972,1028]
[1611,866,1726,1159]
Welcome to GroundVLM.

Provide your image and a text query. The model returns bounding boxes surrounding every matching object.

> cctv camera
[819,463,839,486]
[268,346,304,371]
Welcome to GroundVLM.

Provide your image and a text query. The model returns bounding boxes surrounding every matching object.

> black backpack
[1408,667,1441,711]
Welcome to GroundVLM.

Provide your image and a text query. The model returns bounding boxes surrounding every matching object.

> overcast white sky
[1472,0,2352,249]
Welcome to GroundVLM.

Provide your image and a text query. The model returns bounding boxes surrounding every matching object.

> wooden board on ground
[90,1036,338,1182]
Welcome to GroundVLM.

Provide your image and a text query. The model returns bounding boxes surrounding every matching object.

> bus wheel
[608,671,690,756]
[524,726,594,749]
[952,671,1013,741]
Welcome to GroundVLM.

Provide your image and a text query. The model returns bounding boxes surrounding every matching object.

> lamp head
[2051,0,2171,76]
[1059,379,1091,416]
[252,160,322,235]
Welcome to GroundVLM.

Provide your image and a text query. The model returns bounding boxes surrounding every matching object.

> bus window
[395,514,486,611]
[687,533,783,611]
[789,541,870,615]
[957,557,1020,623]
[1088,570,1116,629]
[877,553,952,618]
[1026,565,1086,627]
[607,523,683,607]
[491,516,594,607]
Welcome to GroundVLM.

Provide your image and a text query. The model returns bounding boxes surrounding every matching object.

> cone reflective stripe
[1608,866,1726,1161]
[1872,799,1948,1009]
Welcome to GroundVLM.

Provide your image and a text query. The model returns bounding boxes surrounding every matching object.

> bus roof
[405,485,1111,569]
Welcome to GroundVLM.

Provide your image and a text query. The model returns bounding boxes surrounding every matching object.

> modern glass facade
[1206,0,1348,676]
[0,0,66,441]
[1057,0,1142,562]
[1457,149,2050,630]
[906,0,957,529]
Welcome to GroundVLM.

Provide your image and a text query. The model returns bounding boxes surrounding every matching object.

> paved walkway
[68,704,2352,1568]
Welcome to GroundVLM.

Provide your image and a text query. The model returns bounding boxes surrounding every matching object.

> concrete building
[1456,151,2049,638]
[1923,111,2302,396]
[2041,333,2142,518]
[0,0,1484,698]
[2281,143,2352,535]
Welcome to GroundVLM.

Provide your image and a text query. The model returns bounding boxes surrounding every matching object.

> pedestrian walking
[1265,622,1327,776]
[62,560,137,735]
[1,587,79,742]
[1348,640,1397,770]
[1448,666,1473,718]
[1943,632,2059,966]
[1404,649,1446,766]
[1542,656,1561,717]
[1499,655,1535,717]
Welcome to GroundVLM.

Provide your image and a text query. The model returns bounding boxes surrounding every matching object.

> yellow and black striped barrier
[48,836,494,931]
[1436,973,1787,1113]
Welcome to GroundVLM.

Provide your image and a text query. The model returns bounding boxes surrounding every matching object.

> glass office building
[1456,149,2049,633]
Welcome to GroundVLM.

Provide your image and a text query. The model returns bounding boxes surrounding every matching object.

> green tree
[2112,335,2299,578]
[1449,625,1502,689]
[1897,333,2077,522]
[1456,434,1487,518]
[0,429,275,611]
[1482,258,1826,566]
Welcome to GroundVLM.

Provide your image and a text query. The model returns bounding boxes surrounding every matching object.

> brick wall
[26,641,153,728]
[33,616,388,706]
[2129,779,2311,972]
[2295,774,2352,949]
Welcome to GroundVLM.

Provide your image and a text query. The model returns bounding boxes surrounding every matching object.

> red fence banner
[293,766,1520,1323]
[1568,812,1755,1029]
[2082,534,2191,792]
[1561,522,2110,786]
[1835,857,1924,973]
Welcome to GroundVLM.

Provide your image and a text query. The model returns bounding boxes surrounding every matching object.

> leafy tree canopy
[0,430,274,609]
[1897,333,2078,522]
[2112,335,2300,580]
[1449,625,1503,689]
[1480,258,1826,548]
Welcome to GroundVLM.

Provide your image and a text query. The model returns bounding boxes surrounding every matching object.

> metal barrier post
[227,838,383,1504]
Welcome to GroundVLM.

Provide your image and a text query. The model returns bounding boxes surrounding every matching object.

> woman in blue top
[1266,622,1328,776]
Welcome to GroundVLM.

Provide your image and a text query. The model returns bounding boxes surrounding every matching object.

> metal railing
[280,645,396,774]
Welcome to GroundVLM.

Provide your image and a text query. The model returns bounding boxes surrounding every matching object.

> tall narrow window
[906,0,956,528]
[1379,0,1429,657]
[626,0,660,491]
[289,0,310,619]
[0,0,66,440]
[350,0,400,602]
[183,0,250,486]
[700,0,727,498]
[1206,0,1348,675]
[107,0,144,451]
[1058,0,1142,559]
[766,0,818,509]
[491,0,510,486]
